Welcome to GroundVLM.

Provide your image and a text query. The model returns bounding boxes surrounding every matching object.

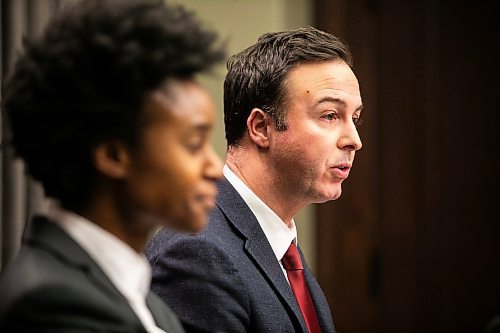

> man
[0,0,224,332]
[146,26,363,333]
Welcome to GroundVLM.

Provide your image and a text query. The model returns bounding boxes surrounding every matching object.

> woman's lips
[203,195,216,209]
[194,192,217,210]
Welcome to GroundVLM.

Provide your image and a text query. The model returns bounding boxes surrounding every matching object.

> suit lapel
[299,246,335,333]
[146,294,169,330]
[215,179,308,332]
[25,217,145,330]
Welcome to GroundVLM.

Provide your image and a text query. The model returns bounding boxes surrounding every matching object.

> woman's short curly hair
[2,0,225,211]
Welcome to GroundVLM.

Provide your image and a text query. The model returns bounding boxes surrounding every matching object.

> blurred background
[1,1,498,332]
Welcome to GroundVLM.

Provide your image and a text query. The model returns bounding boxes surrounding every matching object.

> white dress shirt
[47,203,166,333]
[223,165,297,281]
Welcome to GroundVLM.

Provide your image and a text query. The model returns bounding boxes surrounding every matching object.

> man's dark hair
[2,0,224,211]
[223,26,352,147]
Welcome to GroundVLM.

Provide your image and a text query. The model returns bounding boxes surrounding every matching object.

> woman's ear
[247,108,273,149]
[92,141,131,179]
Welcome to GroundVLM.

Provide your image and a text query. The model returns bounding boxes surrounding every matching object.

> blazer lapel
[215,179,309,333]
[25,216,145,330]
[146,294,170,331]
[145,294,166,329]
[299,246,335,333]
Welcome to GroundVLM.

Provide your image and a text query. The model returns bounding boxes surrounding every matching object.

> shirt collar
[47,202,151,299]
[223,164,297,261]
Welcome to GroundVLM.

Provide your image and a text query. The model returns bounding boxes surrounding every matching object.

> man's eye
[322,112,338,121]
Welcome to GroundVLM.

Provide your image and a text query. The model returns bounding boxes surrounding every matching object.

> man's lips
[330,162,352,180]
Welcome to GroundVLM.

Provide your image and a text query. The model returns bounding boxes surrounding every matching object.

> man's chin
[316,187,342,203]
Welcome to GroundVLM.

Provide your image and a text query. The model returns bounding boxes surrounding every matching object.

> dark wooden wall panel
[316,0,381,332]
[315,0,500,332]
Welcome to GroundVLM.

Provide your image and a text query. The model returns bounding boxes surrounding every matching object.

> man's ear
[92,141,131,179]
[247,108,273,149]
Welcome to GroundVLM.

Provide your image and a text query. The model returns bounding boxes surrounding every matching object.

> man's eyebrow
[316,97,364,112]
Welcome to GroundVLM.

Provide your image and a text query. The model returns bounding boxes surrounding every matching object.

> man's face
[124,80,222,232]
[269,60,362,204]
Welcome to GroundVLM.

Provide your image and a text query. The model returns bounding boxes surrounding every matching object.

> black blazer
[146,178,335,333]
[0,216,185,333]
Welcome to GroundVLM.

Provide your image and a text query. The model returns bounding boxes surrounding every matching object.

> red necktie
[282,242,322,333]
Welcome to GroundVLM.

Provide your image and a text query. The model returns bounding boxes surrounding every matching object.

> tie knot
[282,242,303,270]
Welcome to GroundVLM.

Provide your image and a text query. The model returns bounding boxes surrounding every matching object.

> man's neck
[226,152,305,227]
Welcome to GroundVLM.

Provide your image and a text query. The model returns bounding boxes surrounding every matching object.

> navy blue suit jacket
[0,217,185,333]
[146,178,335,332]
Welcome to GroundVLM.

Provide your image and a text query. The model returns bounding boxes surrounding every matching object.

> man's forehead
[285,61,359,94]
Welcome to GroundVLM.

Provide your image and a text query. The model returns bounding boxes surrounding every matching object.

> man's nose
[337,121,362,151]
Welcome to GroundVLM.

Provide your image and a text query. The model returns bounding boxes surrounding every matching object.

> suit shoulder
[147,229,251,332]
[1,246,118,321]
[0,275,124,330]
[146,205,239,265]
[0,246,65,305]
[148,229,240,278]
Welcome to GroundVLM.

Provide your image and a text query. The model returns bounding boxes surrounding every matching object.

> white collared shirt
[47,203,166,333]
[223,165,297,281]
